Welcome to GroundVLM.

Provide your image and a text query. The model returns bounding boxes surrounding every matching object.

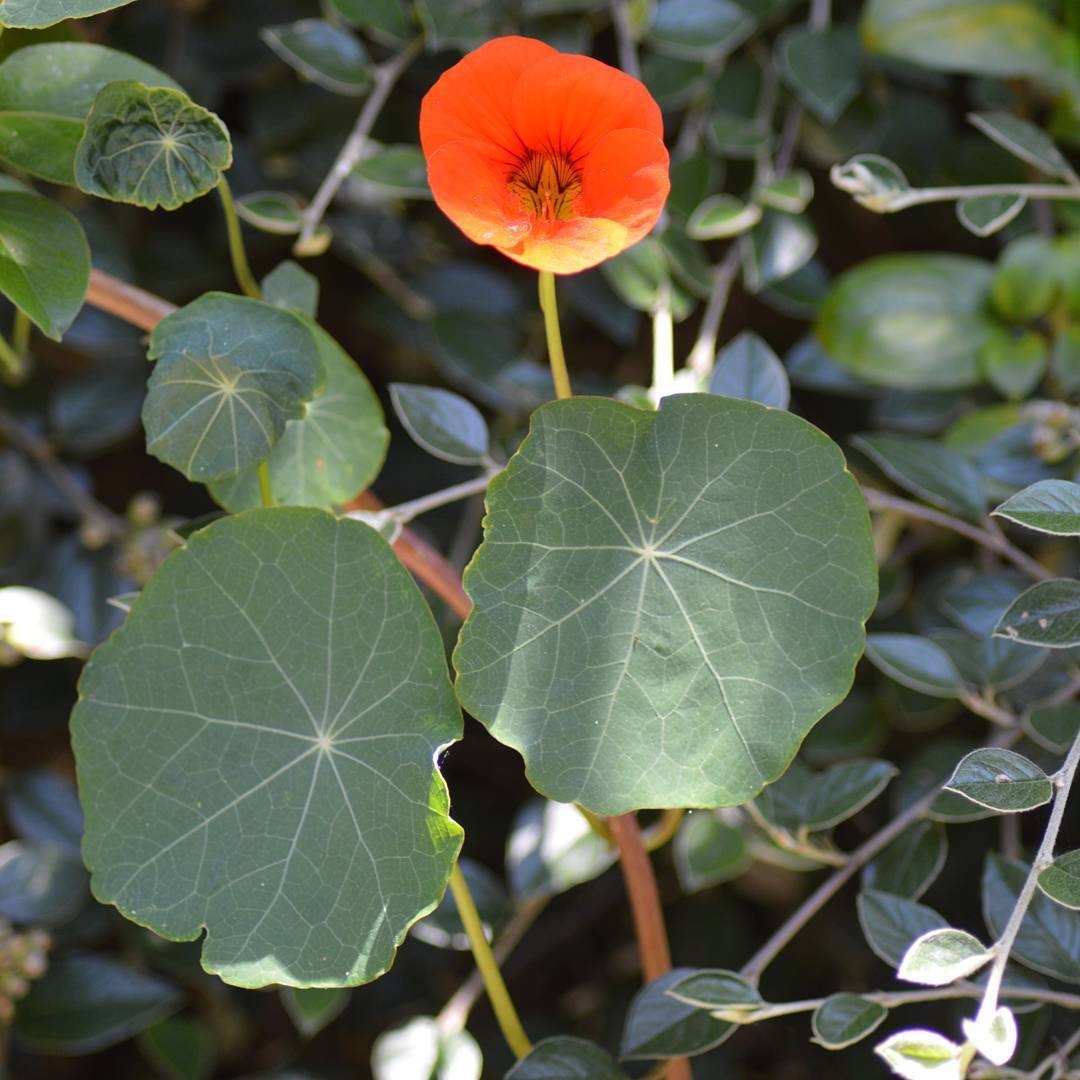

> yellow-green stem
[257,462,274,508]
[449,861,532,1060]
[217,179,261,299]
[0,332,23,384]
[538,270,571,400]
[12,309,31,360]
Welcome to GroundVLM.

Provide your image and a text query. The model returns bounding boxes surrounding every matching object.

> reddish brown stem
[88,267,178,330]
[608,813,691,1080]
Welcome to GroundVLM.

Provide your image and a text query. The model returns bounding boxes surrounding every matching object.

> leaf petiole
[538,270,571,400]
[217,178,261,300]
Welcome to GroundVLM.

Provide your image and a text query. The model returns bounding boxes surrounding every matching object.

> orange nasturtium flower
[420,36,670,275]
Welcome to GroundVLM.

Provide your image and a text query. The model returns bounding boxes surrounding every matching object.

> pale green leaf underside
[144,292,323,483]
[454,395,877,815]
[0,0,138,27]
[210,323,388,510]
[75,80,231,210]
[72,509,463,988]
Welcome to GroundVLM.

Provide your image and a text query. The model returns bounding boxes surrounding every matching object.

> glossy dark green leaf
[1025,704,1080,754]
[993,480,1080,536]
[673,813,749,893]
[707,109,772,159]
[686,194,760,239]
[647,0,755,60]
[0,190,89,339]
[1038,851,1080,911]
[811,993,887,1050]
[1052,325,1080,394]
[75,81,231,210]
[414,0,493,50]
[939,570,1030,638]
[957,194,1026,238]
[992,236,1059,323]
[14,952,183,1054]
[324,0,412,41]
[506,798,617,900]
[860,0,1071,77]
[981,330,1048,402]
[743,210,817,291]
[262,260,319,317]
[236,191,304,235]
[857,889,948,969]
[968,112,1077,181]
[0,42,179,184]
[354,145,430,197]
[776,25,860,123]
[863,821,947,900]
[897,927,992,986]
[0,840,87,925]
[755,170,814,214]
[136,1016,216,1080]
[665,968,760,1011]
[261,20,371,97]
[72,509,463,988]
[852,433,986,521]
[455,395,877,814]
[818,255,994,389]
[931,631,1045,695]
[210,324,386,509]
[505,1036,625,1079]
[994,579,1080,649]
[390,384,489,466]
[0,0,140,27]
[708,331,790,410]
[4,769,83,857]
[757,757,897,832]
[281,986,350,1038]
[864,634,965,698]
[983,853,1080,982]
[144,293,323,484]
[785,335,875,397]
[621,968,735,1059]
[944,748,1052,813]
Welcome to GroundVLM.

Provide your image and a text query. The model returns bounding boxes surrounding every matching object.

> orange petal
[507,217,632,275]
[581,127,670,239]
[426,140,531,250]
[420,36,555,164]
[511,53,663,162]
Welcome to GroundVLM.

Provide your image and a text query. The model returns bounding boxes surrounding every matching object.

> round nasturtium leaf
[454,394,877,815]
[74,80,231,211]
[143,293,324,483]
[72,509,463,988]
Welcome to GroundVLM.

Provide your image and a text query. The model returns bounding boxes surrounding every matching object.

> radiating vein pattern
[73,508,462,988]
[455,395,877,814]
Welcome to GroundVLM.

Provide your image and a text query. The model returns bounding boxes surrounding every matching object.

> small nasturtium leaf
[994,579,1080,649]
[0,190,89,339]
[1038,851,1080,911]
[993,480,1080,536]
[897,928,992,986]
[944,748,1052,813]
[209,324,387,510]
[812,994,887,1050]
[506,1036,626,1079]
[0,0,139,27]
[72,509,463,988]
[143,293,324,484]
[454,395,877,815]
[75,81,232,210]
[620,969,735,1060]
[0,43,180,184]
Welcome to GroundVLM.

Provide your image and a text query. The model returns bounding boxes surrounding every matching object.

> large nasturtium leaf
[817,254,995,390]
[209,324,388,511]
[0,0,139,26]
[0,43,179,185]
[75,81,231,210]
[143,293,324,483]
[0,190,89,339]
[72,508,463,988]
[454,395,877,815]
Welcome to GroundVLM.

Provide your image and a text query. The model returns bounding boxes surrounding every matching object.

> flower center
[508,151,582,221]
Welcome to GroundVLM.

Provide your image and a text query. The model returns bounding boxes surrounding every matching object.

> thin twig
[346,472,494,528]
[296,38,423,250]
[609,0,640,79]
[862,488,1052,582]
[686,245,742,379]
[876,182,1080,212]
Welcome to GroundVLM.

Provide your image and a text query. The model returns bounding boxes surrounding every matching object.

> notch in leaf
[75,81,232,211]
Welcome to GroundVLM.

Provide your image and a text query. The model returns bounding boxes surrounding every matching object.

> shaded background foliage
[0,0,1079,1077]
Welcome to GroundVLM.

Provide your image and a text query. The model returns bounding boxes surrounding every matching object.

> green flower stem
[217,178,261,299]
[0,331,23,384]
[12,309,30,361]
[449,861,532,1060]
[650,286,675,401]
[973,722,1080,1034]
[257,462,274,508]
[538,270,572,400]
